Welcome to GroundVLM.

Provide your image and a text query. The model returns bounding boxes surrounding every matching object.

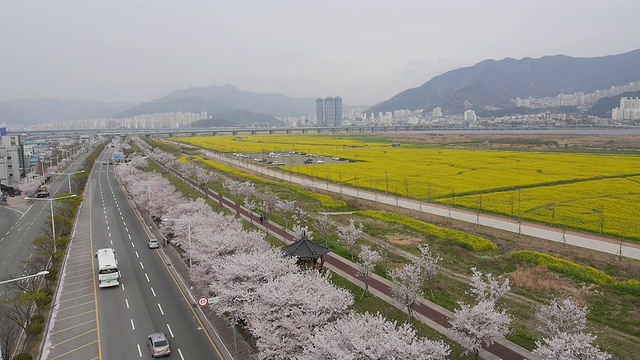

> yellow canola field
[174,135,640,242]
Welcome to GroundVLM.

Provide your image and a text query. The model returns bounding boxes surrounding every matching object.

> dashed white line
[151,287,156,297]
[145,273,150,282]
[140,262,144,270]
[166,323,174,337]
[130,319,135,330]
[137,344,142,357]
[135,251,139,258]
[110,240,113,245]
[178,348,184,360]
[125,299,130,308]
[131,242,135,248]
[121,283,126,291]
[158,303,164,315]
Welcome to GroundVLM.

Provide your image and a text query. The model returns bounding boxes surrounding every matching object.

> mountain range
[368,49,640,115]
[1,49,639,126]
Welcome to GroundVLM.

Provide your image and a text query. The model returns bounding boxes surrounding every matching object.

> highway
[42,149,223,359]
[96,151,223,359]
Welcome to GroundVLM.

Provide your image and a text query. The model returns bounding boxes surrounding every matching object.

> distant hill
[0,98,132,125]
[368,49,640,115]
[587,90,640,118]
[190,110,283,127]
[114,84,317,118]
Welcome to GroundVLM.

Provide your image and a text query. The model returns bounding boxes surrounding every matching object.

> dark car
[304,159,313,164]
[147,332,171,357]
[36,187,49,198]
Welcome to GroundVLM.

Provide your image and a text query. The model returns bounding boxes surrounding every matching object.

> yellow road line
[56,309,96,322]
[57,285,93,296]
[49,339,98,360]
[89,180,103,360]
[58,292,95,304]
[57,300,95,311]
[50,328,96,346]
[50,319,96,335]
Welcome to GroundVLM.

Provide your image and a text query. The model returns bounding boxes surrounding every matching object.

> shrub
[13,354,33,360]
[31,314,45,324]
[27,321,43,336]
[610,279,640,297]
[355,210,497,251]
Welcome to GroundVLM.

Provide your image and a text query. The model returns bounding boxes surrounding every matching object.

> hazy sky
[2,0,639,105]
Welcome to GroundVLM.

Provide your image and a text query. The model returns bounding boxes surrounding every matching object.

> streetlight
[24,194,77,252]
[0,271,49,285]
[53,170,85,193]
[162,218,192,271]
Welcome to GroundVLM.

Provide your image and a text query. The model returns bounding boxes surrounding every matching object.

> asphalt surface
[0,154,85,296]
[42,151,224,359]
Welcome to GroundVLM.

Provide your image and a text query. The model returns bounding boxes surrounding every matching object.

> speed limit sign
[197,296,208,308]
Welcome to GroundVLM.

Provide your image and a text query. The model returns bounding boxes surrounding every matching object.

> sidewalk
[158,161,532,360]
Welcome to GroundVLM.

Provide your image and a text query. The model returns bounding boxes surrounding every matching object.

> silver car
[147,332,171,357]
[148,237,160,249]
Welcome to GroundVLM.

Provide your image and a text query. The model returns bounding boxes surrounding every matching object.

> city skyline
[2,1,640,106]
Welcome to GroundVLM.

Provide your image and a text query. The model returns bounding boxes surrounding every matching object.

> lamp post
[25,194,77,253]
[162,218,192,271]
[0,271,49,285]
[53,170,85,193]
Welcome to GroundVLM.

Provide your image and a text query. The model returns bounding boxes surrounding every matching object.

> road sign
[197,296,208,308]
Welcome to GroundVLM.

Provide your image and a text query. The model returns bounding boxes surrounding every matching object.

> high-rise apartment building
[612,97,640,121]
[0,132,26,186]
[316,97,343,126]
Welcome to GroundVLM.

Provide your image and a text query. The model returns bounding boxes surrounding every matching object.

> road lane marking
[167,323,174,337]
[126,299,130,309]
[140,261,144,269]
[151,287,156,297]
[50,319,97,335]
[135,251,139,258]
[145,273,150,282]
[121,283,125,291]
[178,348,184,360]
[137,344,142,357]
[158,303,164,315]
[130,319,135,330]
[49,340,99,360]
[131,241,135,247]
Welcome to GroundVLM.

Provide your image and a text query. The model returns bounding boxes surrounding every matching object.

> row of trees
[129,137,613,360]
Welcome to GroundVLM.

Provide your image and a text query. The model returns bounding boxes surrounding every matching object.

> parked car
[147,332,171,358]
[304,159,313,164]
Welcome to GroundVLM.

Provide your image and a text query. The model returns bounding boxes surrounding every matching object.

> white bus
[95,248,121,288]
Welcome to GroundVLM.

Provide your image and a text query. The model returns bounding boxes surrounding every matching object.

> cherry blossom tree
[389,263,422,319]
[449,268,512,360]
[313,213,332,247]
[129,155,148,169]
[532,297,611,360]
[259,191,279,220]
[292,206,309,227]
[299,311,451,360]
[244,271,353,359]
[275,199,296,229]
[535,297,588,337]
[378,242,390,275]
[292,224,313,241]
[414,244,442,300]
[357,245,380,298]
[337,218,364,260]
[18,176,44,196]
[207,249,300,323]
[532,332,612,360]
